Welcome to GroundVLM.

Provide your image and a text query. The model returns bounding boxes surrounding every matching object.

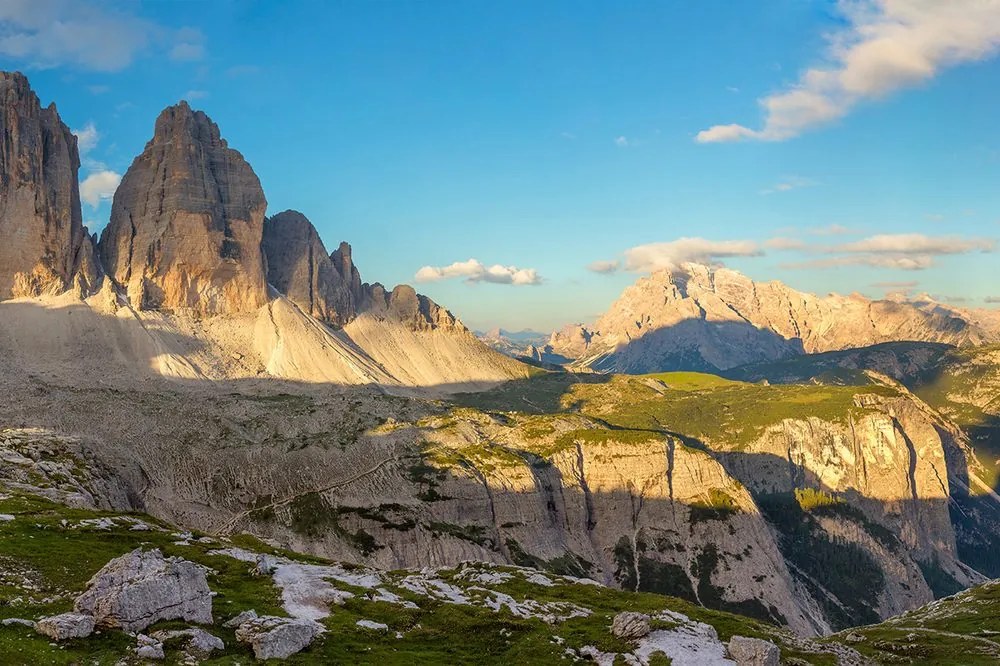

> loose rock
[611,612,650,640]
[235,615,322,660]
[35,612,95,641]
[728,635,781,666]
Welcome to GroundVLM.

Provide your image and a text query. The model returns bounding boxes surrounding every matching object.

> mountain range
[3,69,1000,663]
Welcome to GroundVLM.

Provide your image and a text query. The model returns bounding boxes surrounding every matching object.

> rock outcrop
[0,72,93,299]
[35,612,95,641]
[235,615,322,660]
[74,548,213,631]
[728,635,780,666]
[261,209,462,333]
[99,101,267,314]
[611,612,651,640]
[262,210,364,326]
[551,263,999,373]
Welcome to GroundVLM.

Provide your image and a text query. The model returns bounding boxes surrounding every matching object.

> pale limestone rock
[611,612,650,640]
[0,72,92,299]
[34,612,94,640]
[550,263,998,372]
[235,615,322,660]
[728,635,780,666]
[135,633,165,660]
[74,548,212,631]
[151,627,225,657]
[98,101,267,315]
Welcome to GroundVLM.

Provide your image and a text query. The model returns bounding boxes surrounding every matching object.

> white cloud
[696,1,1000,142]
[614,136,630,147]
[623,238,763,273]
[833,233,995,255]
[782,233,994,271]
[587,260,620,274]
[79,170,121,208]
[87,84,109,95]
[414,259,542,285]
[184,89,208,100]
[783,255,935,270]
[0,1,152,71]
[72,122,99,154]
[0,6,207,71]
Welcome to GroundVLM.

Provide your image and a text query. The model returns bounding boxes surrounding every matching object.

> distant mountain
[549,263,999,374]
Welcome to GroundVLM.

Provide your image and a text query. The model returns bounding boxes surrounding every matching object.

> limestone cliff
[98,101,267,314]
[551,263,998,373]
[262,210,364,326]
[0,72,94,299]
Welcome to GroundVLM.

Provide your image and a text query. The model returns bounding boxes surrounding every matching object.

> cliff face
[262,210,364,326]
[262,209,463,333]
[551,263,997,373]
[98,102,267,314]
[0,72,93,298]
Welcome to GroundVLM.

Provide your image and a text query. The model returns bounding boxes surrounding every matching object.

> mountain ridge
[548,263,999,373]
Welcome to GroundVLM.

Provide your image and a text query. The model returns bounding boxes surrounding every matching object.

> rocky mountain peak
[0,70,94,298]
[550,264,997,373]
[98,102,268,314]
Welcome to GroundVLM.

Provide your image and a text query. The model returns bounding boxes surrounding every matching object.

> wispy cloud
[586,260,621,274]
[765,237,807,250]
[784,233,995,271]
[833,233,994,255]
[761,175,817,195]
[0,4,208,71]
[72,122,99,155]
[169,27,205,62]
[184,89,209,101]
[696,1,1000,142]
[415,259,542,285]
[783,255,935,270]
[614,136,631,148]
[810,223,855,236]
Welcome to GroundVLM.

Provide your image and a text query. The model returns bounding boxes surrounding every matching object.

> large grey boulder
[34,612,94,640]
[235,615,322,660]
[74,548,212,632]
[610,611,650,640]
[728,635,780,666]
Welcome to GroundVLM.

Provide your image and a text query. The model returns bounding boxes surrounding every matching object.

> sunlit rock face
[551,263,997,373]
[0,72,93,299]
[99,101,267,314]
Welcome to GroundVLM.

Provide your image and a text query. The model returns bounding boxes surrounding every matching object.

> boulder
[223,609,258,628]
[610,611,650,640]
[728,635,780,666]
[98,101,268,314]
[34,612,94,640]
[74,548,212,632]
[235,615,322,660]
[151,627,225,658]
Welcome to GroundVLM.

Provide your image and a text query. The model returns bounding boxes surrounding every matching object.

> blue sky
[3,1,999,331]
